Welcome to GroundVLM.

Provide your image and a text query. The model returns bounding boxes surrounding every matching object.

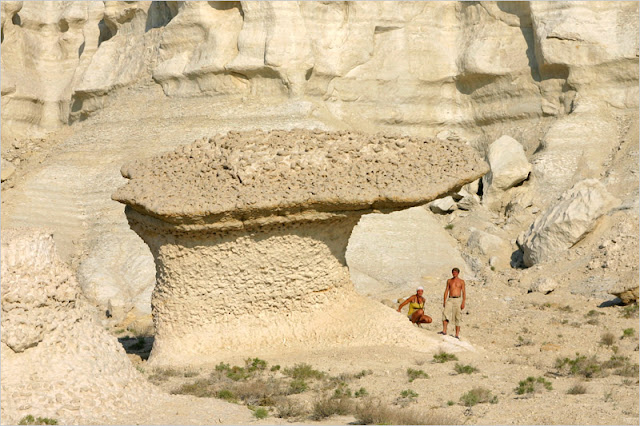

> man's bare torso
[447,278,464,297]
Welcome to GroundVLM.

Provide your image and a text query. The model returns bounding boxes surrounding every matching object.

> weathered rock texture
[0,230,155,424]
[113,129,487,365]
[519,179,621,267]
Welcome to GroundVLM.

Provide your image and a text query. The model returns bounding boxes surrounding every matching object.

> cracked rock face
[114,129,488,365]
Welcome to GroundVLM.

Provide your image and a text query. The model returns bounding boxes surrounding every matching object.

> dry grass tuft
[355,398,457,425]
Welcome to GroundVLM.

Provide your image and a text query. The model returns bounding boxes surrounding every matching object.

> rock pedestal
[114,129,488,365]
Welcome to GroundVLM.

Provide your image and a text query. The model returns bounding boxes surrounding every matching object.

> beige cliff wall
[2,1,637,145]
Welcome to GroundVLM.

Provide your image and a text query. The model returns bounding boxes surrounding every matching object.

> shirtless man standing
[439,267,466,339]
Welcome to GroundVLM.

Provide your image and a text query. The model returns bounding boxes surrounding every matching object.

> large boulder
[482,135,532,210]
[346,206,472,299]
[519,179,621,267]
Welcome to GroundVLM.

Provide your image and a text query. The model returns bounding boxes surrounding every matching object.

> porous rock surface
[113,129,487,365]
[113,129,487,224]
[0,230,156,424]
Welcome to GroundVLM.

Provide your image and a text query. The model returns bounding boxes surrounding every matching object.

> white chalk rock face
[466,228,511,269]
[77,232,155,320]
[529,277,558,294]
[1,158,16,181]
[346,206,472,299]
[483,135,531,191]
[0,230,155,425]
[520,179,621,267]
[428,196,458,214]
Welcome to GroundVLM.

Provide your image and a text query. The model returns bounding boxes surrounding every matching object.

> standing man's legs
[441,300,450,334]
[453,298,462,338]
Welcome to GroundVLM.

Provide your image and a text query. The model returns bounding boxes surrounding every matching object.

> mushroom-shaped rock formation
[113,129,488,365]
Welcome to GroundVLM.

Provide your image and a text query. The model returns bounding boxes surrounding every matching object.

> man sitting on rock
[397,286,432,326]
[439,267,466,339]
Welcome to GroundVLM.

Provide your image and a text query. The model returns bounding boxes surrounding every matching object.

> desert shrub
[400,389,418,399]
[333,383,352,398]
[454,363,478,374]
[445,224,454,230]
[217,389,237,402]
[586,318,599,325]
[559,305,573,312]
[288,378,308,394]
[555,354,605,378]
[567,384,587,395]
[516,335,533,346]
[585,309,602,318]
[171,379,216,397]
[602,355,639,377]
[215,362,230,372]
[433,351,458,363]
[233,378,283,405]
[274,397,307,419]
[354,387,369,398]
[354,369,373,378]
[460,387,497,406]
[226,366,251,381]
[270,364,281,372]
[621,303,639,318]
[245,357,267,372]
[407,368,429,382]
[18,415,58,425]
[447,400,455,406]
[148,367,182,382]
[622,328,635,339]
[600,332,616,346]
[515,376,553,394]
[310,396,352,420]
[355,398,457,425]
[283,363,325,380]
[251,407,269,419]
[183,370,199,378]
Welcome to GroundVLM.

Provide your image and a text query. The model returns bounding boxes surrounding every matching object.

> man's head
[452,267,460,277]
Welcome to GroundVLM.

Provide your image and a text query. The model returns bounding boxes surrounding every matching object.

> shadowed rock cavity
[113,129,488,365]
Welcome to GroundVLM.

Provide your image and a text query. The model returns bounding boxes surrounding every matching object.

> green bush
[283,363,325,380]
[215,362,230,372]
[226,366,251,381]
[274,397,307,419]
[555,354,604,378]
[622,328,635,339]
[460,387,497,407]
[515,376,553,394]
[288,378,308,394]
[270,365,281,372]
[407,368,429,382]
[355,398,457,425]
[447,400,455,406]
[217,389,237,402]
[454,363,478,374]
[354,369,373,379]
[400,389,418,399]
[252,407,269,419]
[355,387,369,398]
[433,351,458,363]
[18,415,58,425]
[246,357,267,372]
